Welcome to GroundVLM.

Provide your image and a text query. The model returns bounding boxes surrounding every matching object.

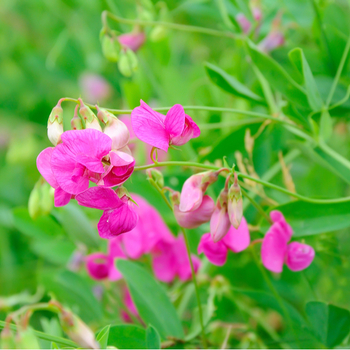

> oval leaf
[146,325,161,349]
[108,325,147,349]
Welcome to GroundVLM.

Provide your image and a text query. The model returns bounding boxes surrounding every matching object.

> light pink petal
[286,242,315,271]
[222,217,250,252]
[164,104,185,138]
[36,147,59,189]
[109,150,134,167]
[131,100,170,152]
[236,13,251,34]
[118,32,146,52]
[261,229,288,273]
[54,187,72,207]
[86,253,110,280]
[174,195,215,229]
[179,174,203,212]
[152,241,177,283]
[108,201,139,236]
[75,154,104,173]
[97,210,113,239]
[198,233,228,266]
[210,207,231,243]
[76,187,121,210]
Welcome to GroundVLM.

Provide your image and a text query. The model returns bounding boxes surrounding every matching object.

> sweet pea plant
[2,0,350,349]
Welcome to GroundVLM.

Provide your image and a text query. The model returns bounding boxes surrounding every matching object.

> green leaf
[52,203,99,248]
[205,62,263,102]
[117,260,184,339]
[266,201,350,237]
[146,325,161,349]
[108,325,147,349]
[319,110,333,141]
[247,40,309,108]
[305,301,350,347]
[288,48,323,111]
[96,325,110,349]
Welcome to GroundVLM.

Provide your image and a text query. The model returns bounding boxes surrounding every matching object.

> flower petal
[54,187,72,207]
[36,147,59,189]
[286,242,315,271]
[97,210,113,239]
[210,206,231,242]
[131,100,170,151]
[222,217,250,252]
[76,187,121,210]
[164,104,185,137]
[108,201,139,236]
[75,154,104,173]
[198,233,227,266]
[85,253,110,280]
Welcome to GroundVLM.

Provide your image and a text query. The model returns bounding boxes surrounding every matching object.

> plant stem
[0,320,77,348]
[240,188,272,224]
[181,227,207,349]
[102,10,240,40]
[134,160,350,204]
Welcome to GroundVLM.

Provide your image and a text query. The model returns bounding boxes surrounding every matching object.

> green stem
[134,161,350,204]
[318,141,350,170]
[102,10,239,40]
[240,188,272,224]
[181,228,207,349]
[325,33,350,107]
[0,320,77,348]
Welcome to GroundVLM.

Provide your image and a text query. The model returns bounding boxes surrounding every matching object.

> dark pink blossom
[131,100,200,152]
[198,233,227,266]
[261,211,315,273]
[76,187,138,239]
[121,287,139,323]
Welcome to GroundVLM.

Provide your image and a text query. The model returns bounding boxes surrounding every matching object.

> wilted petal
[131,100,170,151]
[54,187,72,207]
[222,217,250,253]
[198,233,227,266]
[174,195,214,229]
[164,104,185,138]
[76,187,121,210]
[86,253,110,280]
[36,147,59,189]
[210,207,231,243]
[286,242,315,271]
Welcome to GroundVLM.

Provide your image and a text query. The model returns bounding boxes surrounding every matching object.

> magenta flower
[152,235,201,283]
[179,171,218,212]
[261,211,315,273]
[131,100,200,152]
[85,253,112,280]
[118,32,146,52]
[121,287,139,323]
[174,195,215,229]
[198,217,250,266]
[76,187,138,239]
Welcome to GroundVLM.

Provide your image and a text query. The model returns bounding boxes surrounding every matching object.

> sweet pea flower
[258,13,285,53]
[198,217,250,266]
[131,100,200,152]
[261,211,315,273]
[76,187,138,239]
[152,235,201,283]
[179,171,218,212]
[236,13,252,34]
[79,73,112,103]
[118,31,146,52]
[121,287,139,323]
[172,190,215,229]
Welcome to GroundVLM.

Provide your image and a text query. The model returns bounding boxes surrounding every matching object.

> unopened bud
[118,31,146,52]
[59,309,99,349]
[1,325,16,349]
[47,101,64,146]
[15,327,40,349]
[210,189,230,242]
[100,29,121,62]
[28,178,54,219]
[97,106,130,150]
[118,49,138,77]
[71,105,84,130]
[147,168,164,188]
[78,99,102,131]
[227,174,243,229]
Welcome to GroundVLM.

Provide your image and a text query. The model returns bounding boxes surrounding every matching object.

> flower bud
[78,99,102,131]
[118,49,138,77]
[210,190,231,242]
[59,309,99,349]
[1,325,16,349]
[100,29,121,62]
[147,168,164,188]
[71,105,84,130]
[227,174,243,229]
[28,178,54,219]
[118,31,146,52]
[236,13,251,34]
[286,242,315,272]
[15,327,40,349]
[47,101,63,146]
[97,106,130,150]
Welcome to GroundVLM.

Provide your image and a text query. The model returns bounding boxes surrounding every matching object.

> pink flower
[85,253,112,280]
[76,187,138,239]
[174,195,215,229]
[236,13,252,34]
[210,205,231,243]
[152,235,201,283]
[261,211,315,273]
[79,73,111,103]
[179,171,218,212]
[198,217,250,266]
[131,100,200,152]
[258,32,284,52]
[121,287,139,323]
[118,32,146,52]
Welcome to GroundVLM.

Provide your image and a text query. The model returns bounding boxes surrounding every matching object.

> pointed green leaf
[205,62,263,102]
[117,260,184,339]
[146,325,161,349]
[96,325,110,349]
